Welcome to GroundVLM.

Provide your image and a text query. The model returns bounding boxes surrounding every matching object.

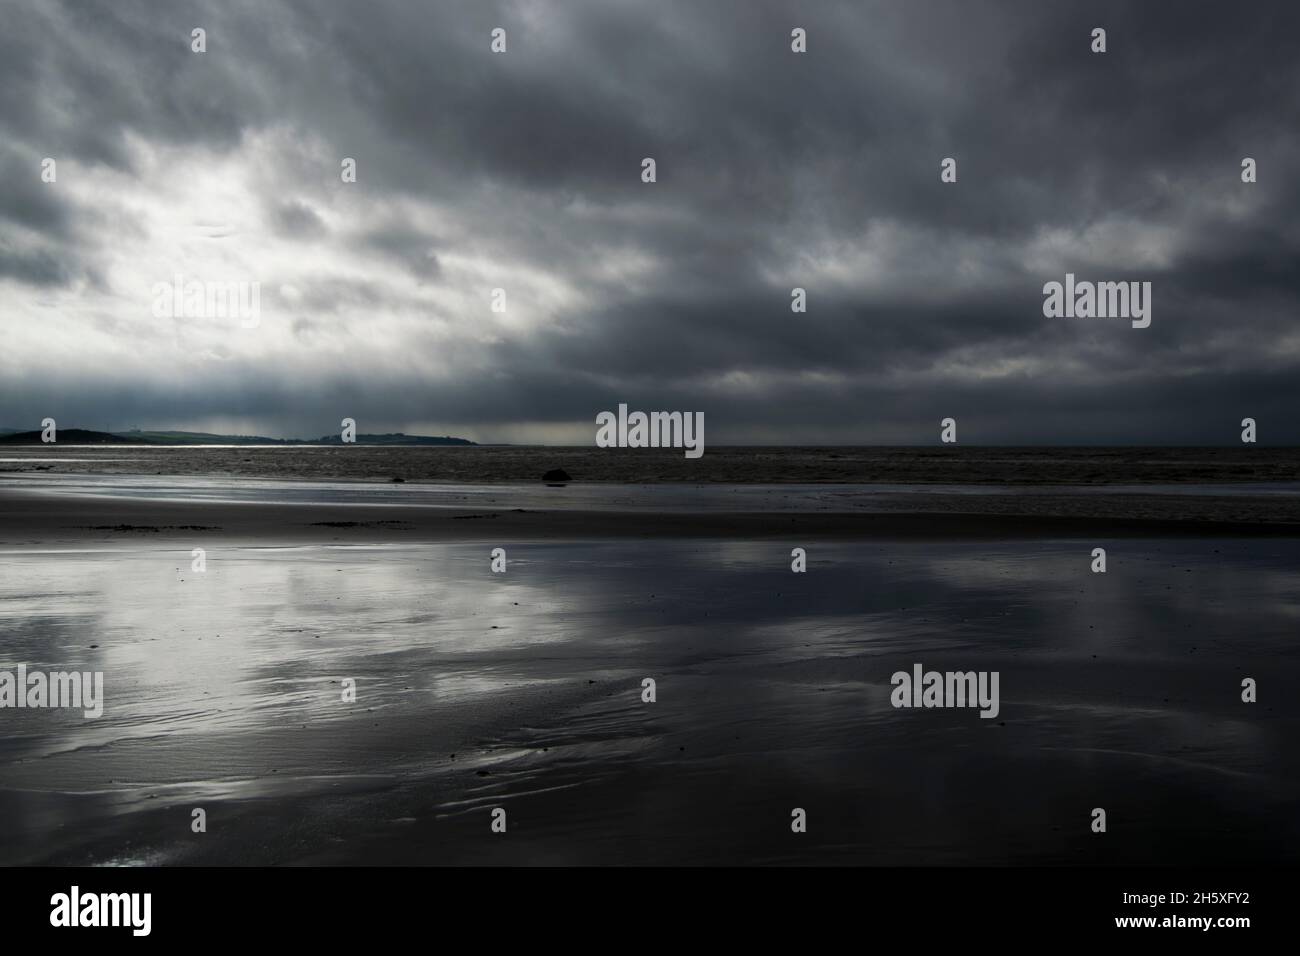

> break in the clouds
[1,0,1298,443]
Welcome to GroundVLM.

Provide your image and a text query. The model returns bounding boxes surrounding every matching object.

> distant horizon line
[0,426,1296,450]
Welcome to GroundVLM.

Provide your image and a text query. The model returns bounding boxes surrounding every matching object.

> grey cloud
[1,0,1298,442]
[268,199,328,238]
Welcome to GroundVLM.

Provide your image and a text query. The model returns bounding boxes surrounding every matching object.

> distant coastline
[0,428,475,446]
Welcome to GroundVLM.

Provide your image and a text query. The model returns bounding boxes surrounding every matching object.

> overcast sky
[2,0,1298,443]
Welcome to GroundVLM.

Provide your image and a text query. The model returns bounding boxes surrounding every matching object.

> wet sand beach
[1,449,1298,865]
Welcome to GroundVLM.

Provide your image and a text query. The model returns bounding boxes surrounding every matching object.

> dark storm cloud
[268,199,328,239]
[0,148,75,237]
[0,245,76,287]
[1,0,1298,442]
[360,223,444,279]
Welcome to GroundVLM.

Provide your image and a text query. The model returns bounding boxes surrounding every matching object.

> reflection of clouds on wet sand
[1,539,1297,865]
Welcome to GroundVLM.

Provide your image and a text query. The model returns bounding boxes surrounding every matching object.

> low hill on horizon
[0,429,148,444]
[0,428,476,446]
[310,432,475,446]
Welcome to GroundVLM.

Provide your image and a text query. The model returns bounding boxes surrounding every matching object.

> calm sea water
[2,444,1299,484]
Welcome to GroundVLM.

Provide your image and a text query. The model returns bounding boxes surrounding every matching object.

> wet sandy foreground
[2,530,1297,865]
